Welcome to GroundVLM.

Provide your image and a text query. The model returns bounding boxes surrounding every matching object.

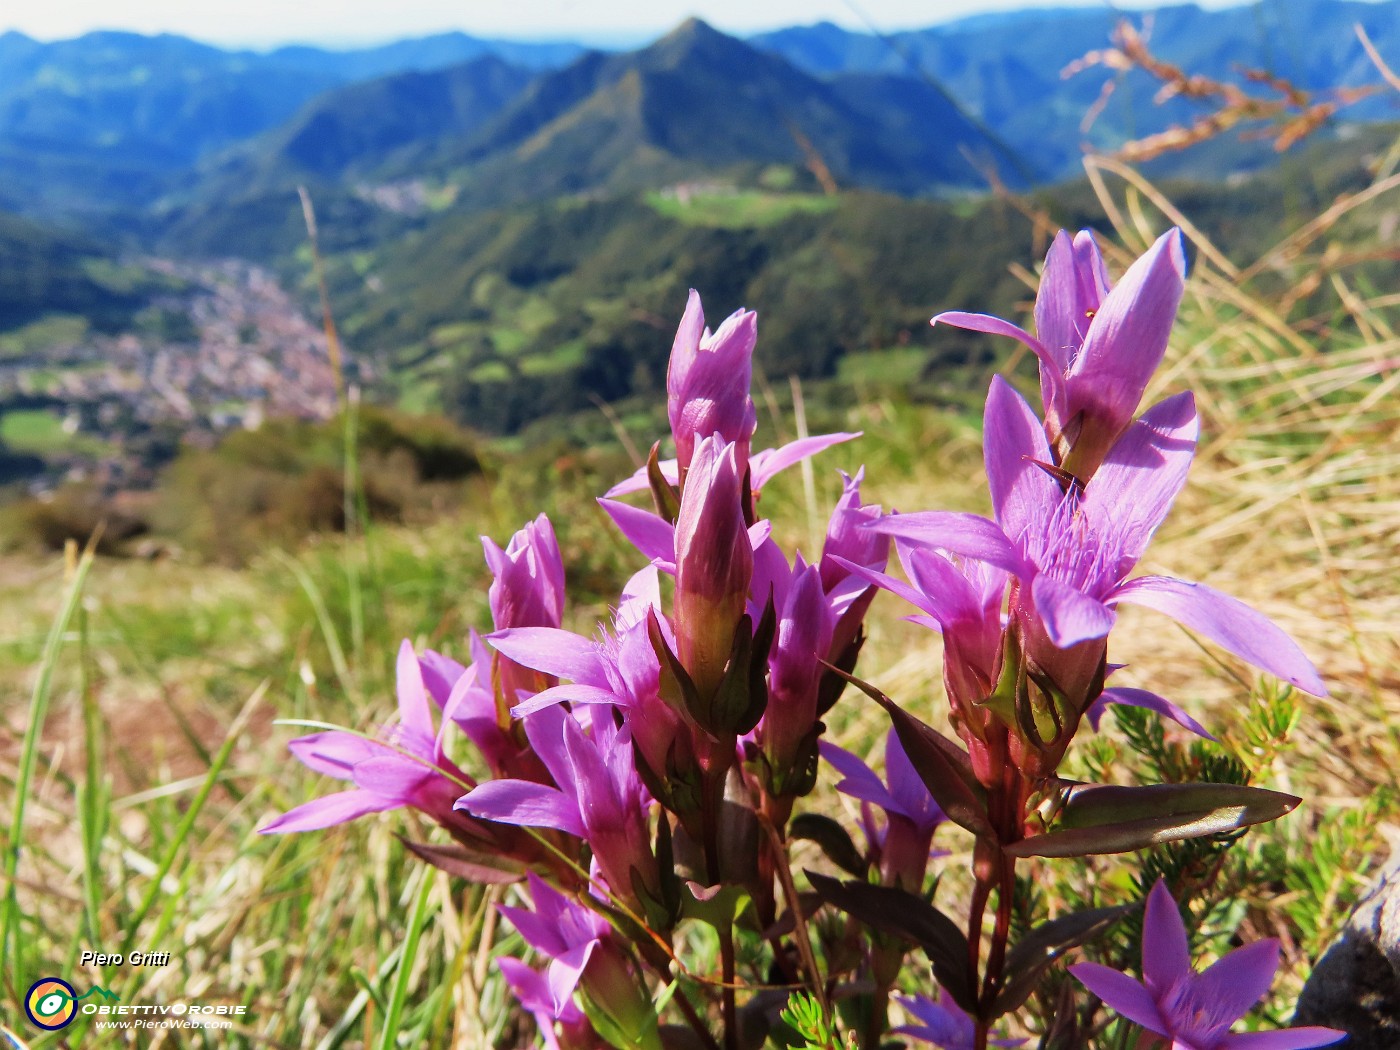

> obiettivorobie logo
[23,978,119,1031]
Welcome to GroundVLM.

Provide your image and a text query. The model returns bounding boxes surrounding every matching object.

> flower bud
[483,514,567,711]
[667,290,758,475]
[674,435,753,701]
[760,563,833,793]
[483,513,565,631]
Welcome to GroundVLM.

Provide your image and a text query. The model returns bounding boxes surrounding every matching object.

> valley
[0,0,1396,519]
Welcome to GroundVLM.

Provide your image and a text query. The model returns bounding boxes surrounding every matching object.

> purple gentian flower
[421,631,542,780]
[498,873,612,1015]
[500,874,662,1048]
[484,513,565,631]
[484,514,569,713]
[894,990,1024,1049]
[1071,880,1344,1049]
[820,729,945,889]
[489,567,691,794]
[459,710,659,909]
[834,542,1006,727]
[667,289,758,474]
[874,376,1327,707]
[497,958,595,1050]
[935,228,1186,480]
[261,640,473,833]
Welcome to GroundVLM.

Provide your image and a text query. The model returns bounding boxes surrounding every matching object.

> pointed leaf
[806,872,976,1013]
[789,813,866,876]
[396,836,525,883]
[1006,782,1300,858]
[709,612,755,734]
[648,441,682,524]
[647,607,704,728]
[994,904,1133,1013]
[822,663,992,838]
[742,592,778,732]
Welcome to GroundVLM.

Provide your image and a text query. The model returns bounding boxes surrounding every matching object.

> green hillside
[333,189,1044,434]
[0,210,169,334]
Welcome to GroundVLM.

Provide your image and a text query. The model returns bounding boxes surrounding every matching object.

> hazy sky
[2,0,1275,49]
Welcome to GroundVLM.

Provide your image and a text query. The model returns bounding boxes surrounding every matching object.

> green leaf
[993,904,1133,1013]
[806,872,976,1013]
[821,664,993,838]
[789,814,866,876]
[1007,781,1301,858]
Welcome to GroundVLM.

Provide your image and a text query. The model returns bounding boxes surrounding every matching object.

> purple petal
[1094,686,1216,740]
[459,780,584,837]
[870,512,1029,578]
[498,956,549,1011]
[749,432,861,491]
[933,311,1049,359]
[1031,573,1117,647]
[1142,879,1193,997]
[1193,938,1280,1024]
[490,627,609,686]
[288,731,383,779]
[818,740,901,815]
[1111,576,1327,696]
[499,900,569,959]
[903,545,1006,618]
[604,458,679,499]
[351,755,432,800]
[418,649,467,707]
[885,730,944,832]
[1082,391,1199,574]
[1034,230,1110,374]
[395,639,434,739]
[440,655,490,733]
[547,943,597,1015]
[1032,231,1082,376]
[983,376,1060,542]
[500,961,585,1039]
[667,289,705,389]
[1065,229,1186,433]
[1221,1029,1347,1049]
[511,683,622,717]
[1069,963,1168,1034]
[830,555,941,623]
[259,789,394,833]
[560,715,619,827]
[618,565,662,623]
[894,992,975,1046]
[521,705,577,791]
[598,498,677,571]
[935,310,1068,419]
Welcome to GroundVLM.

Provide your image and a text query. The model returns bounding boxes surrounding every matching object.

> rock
[1295,828,1400,1044]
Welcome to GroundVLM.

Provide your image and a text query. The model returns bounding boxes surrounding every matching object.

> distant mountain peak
[645,16,750,65]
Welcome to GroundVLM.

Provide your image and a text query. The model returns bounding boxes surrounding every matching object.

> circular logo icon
[24,978,77,1031]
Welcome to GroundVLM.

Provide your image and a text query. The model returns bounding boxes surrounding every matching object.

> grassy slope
[3,159,1399,1045]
